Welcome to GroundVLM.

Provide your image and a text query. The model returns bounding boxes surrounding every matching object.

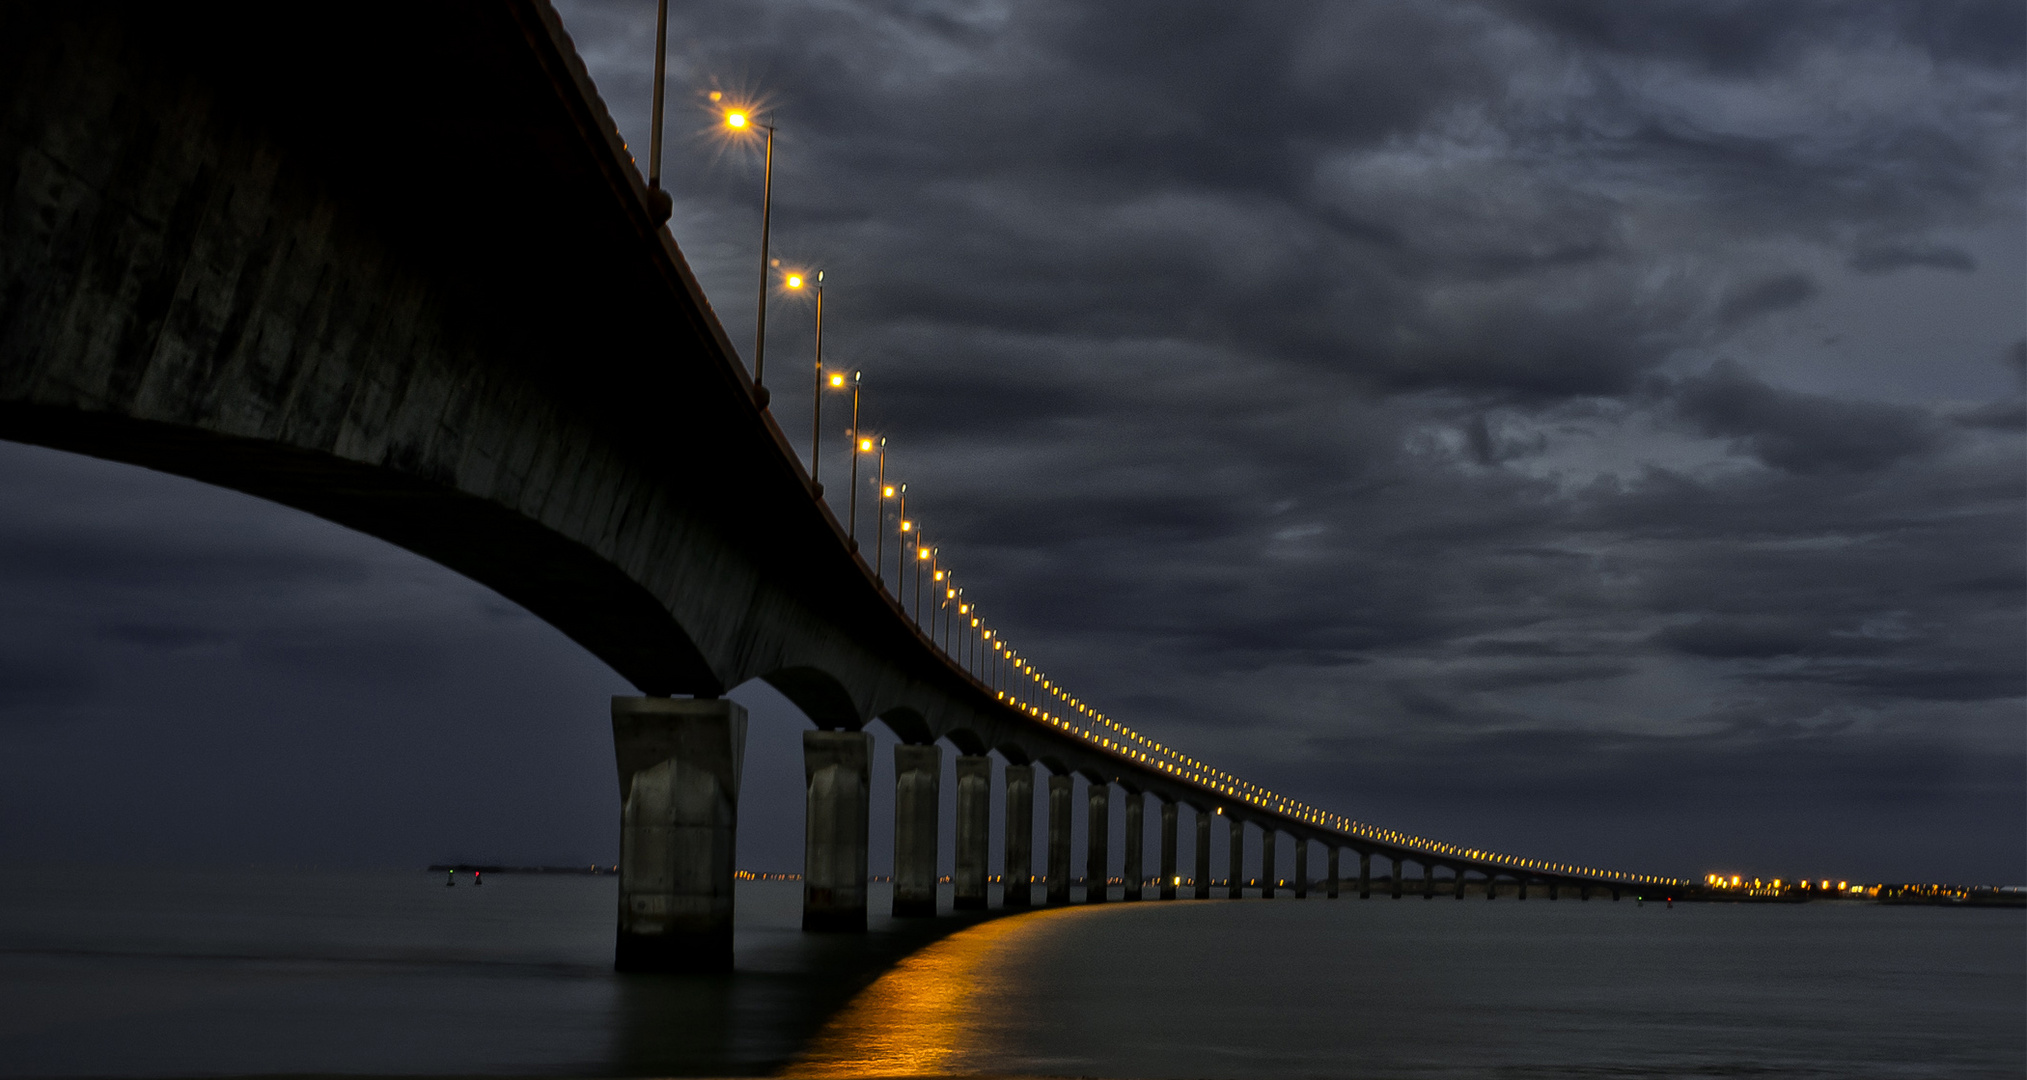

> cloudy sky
[2,1,2020,884]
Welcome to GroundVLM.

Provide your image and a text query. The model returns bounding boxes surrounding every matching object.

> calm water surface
[0,867,2018,1078]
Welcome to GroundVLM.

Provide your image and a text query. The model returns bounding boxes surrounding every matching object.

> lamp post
[723,107,776,402]
[896,485,910,600]
[847,374,865,549]
[875,444,890,586]
[645,0,673,223]
[810,271,827,497]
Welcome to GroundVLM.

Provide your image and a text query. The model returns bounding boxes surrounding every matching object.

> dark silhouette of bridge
[0,2,1686,971]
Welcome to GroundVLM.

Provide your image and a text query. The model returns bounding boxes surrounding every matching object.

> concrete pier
[1158,800,1179,899]
[1086,780,1110,903]
[1047,774,1074,905]
[1327,847,1340,899]
[1488,875,1499,900]
[1549,881,1560,900]
[1227,816,1245,898]
[1423,861,1435,899]
[612,696,747,973]
[801,729,872,932]
[1122,790,1144,901]
[1517,877,1528,901]
[1294,838,1308,899]
[1455,869,1468,899]
[892,743,942,917]
[1261,829,1277,898]
[1193,810,1212,899]
[1359,851,1371,899]
[1003,764,1035,907]
[953,755,991,911]
[1391,857,1405,899]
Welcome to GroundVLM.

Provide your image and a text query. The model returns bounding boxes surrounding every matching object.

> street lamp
[645,0,674,223]
[808,270,826,496]
[875,443,890,585]
[896,485,910,599]
[847,375,867,549]
[722,104,777,403]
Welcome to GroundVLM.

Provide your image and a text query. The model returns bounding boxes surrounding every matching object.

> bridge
[0,2,1687,971]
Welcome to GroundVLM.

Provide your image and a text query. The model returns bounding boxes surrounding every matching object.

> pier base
[612,696,747,973]
[802,729,871,932]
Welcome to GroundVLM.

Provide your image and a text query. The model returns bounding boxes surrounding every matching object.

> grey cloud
[1672,360,1943,473]
[1849,243,1978,274]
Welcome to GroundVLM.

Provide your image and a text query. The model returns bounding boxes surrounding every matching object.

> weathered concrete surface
[953,755,991,910]
[1047,774,1074,905]
[891,744,941,917]
[1158,800,1178,900]
[802,730,870,932]
[1086,781,1110,903]
[613,696,746,972]
[1002,764,1034,907]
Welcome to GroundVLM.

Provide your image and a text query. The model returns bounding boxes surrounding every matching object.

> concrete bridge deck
[0,1,1685,970]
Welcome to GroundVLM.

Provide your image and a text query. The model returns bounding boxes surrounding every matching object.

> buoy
[474,870,483,887]
[445,869,455,887]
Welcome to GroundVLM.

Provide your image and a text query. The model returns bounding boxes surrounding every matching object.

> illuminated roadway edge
[0,2,1683,894]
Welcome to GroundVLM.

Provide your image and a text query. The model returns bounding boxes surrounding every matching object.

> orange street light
[727,105,778,403]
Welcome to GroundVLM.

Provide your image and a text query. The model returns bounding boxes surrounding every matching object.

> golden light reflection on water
[781,905,1114,1078]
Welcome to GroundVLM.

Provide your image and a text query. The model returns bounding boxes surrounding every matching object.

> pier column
[1227,815,1245,898]
[1158,800,1178,899]
[892,743,942,917]
[1086,780,1111,903]
[1454,868,1467,900]
[1002,764,1034,907]
[1579,883,1590,901]
[801,729,872,932]
[1488,875,1498,900]
[1327,847,1340,899]
[1122,791,1144,901]
[953,755,992,911]
[1358,850,1371,899]
[1193,809,1212,899]
[1548,880,1559,901]
[1391,857,1405,899]
[1516,877,1528,901]
[1261,829,1277,898]
[1046,774,1074,905]
[1423,861,1435,899]
[612,696,747,973]
[1294,838,1309,899]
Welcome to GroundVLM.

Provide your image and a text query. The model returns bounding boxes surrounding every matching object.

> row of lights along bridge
[636,0,1683,893]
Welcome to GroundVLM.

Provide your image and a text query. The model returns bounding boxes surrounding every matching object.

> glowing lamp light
[829,372,845,388]
[785,273,804,289]
[917,547,930,559]
[883,485,896,498]
[725,110,749,129]
[860,438,875,452]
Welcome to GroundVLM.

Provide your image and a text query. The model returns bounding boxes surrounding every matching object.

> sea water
[0,866,2018,1078]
